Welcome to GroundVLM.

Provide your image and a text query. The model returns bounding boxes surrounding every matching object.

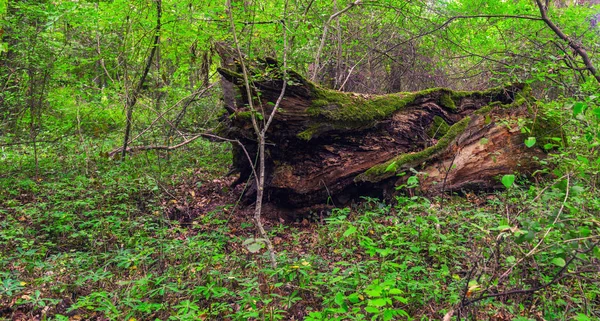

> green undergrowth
[0,134,231,320]
[1,85,600,320]
[1,130,600,320]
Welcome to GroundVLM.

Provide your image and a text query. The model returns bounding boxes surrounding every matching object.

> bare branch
[463,240,600,308]
[311,0,362,81]
[534,0,600,84]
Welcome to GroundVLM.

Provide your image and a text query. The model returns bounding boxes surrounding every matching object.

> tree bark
[121,0,161,160]
[216,57,560,209]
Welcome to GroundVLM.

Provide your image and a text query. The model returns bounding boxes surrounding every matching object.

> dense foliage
[1,0,600,320]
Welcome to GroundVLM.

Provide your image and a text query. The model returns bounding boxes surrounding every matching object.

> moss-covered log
[215,57,560,209]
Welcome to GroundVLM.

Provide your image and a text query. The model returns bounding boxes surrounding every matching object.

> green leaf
[501,174,515,189]
[571,186,585,195]
[384,161,397,173]
[382,309,395,321]
[368,298,389,307]
[407,175,419,186]
[388,288,403,295]
[585,133,594,142]
[576,156,589,165]
[343,225,357,238]
[524,137,536,148]
[364,306,379,314]
[347,293,360,304]
[484,114,492,124]
[551,257,566,267]
[334,292,345,306]
[243,238,265,253]
[365,287,382,298]
[573,102,587,117]
[479,137,489,145]
[515,230,534,244]
[578,226,590,237]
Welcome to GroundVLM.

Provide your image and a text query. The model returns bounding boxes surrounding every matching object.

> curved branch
[311,0,362,81]
[534,0,600,84]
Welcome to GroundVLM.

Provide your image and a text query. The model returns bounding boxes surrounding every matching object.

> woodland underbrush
[1,125,599,321]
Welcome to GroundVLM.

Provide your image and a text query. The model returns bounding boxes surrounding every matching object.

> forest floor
[1,136,599,321]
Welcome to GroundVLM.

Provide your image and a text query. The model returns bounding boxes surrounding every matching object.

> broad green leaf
[573,102,587,116]
[388,288,403,295]
[551,257,566,267]
[524,137,536,148]
[407,175,419,186]
[364,306,379,314]
[368,298,389,307]
[246,243,262,253]
[347,293,360,303]
[343,225,357,237]
[585,133,594,142]
[501,174,515,188]
[243,238,265,253]
[334,292,345,306]
[365,287,382,298]
[578,226,591,237]
[382,309,395,321]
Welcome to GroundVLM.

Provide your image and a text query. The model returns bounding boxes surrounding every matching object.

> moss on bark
[355,116,471,183]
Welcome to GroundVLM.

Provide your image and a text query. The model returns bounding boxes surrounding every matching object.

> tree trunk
[216,57,560,209]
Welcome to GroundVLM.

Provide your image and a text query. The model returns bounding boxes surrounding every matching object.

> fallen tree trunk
[215,57,560,209]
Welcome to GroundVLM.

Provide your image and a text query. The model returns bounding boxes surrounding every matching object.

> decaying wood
[215,56,561,209]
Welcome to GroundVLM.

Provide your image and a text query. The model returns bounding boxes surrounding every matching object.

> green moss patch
[440,92,456,110]
[301,84,526,140]
[307,87,442,123]
[427,116,450,139]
